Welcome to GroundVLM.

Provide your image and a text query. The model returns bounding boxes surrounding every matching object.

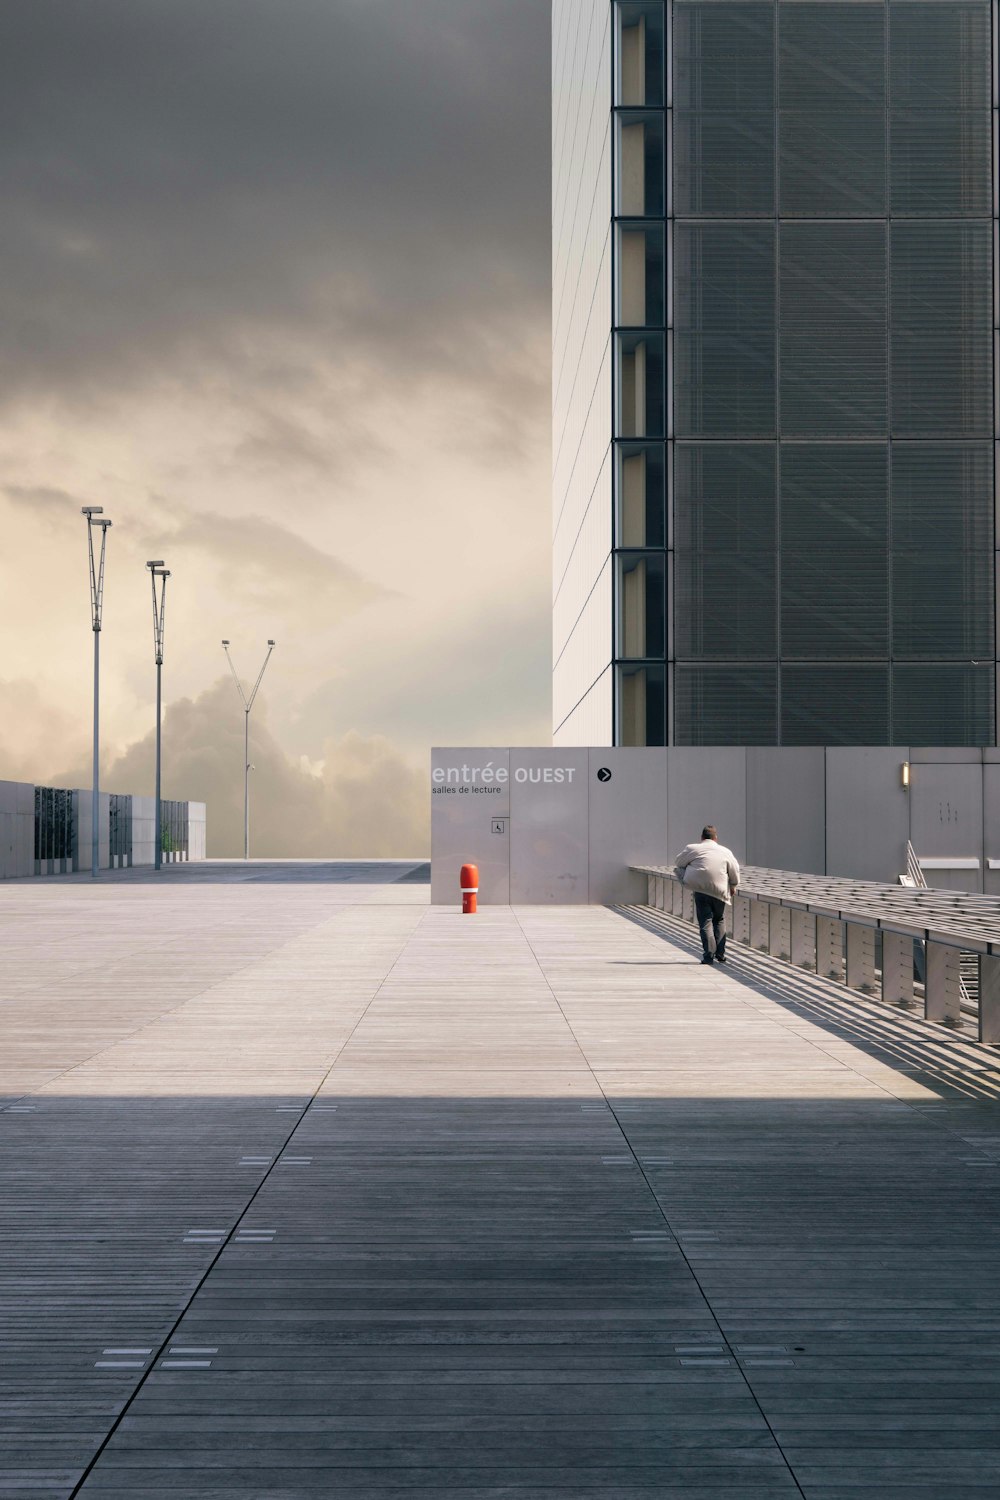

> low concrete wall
[0,779,208,879]
[431,746,1000,905]
[0,780,35,879]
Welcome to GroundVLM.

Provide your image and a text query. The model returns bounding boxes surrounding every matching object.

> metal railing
[902,841,977,1017]
[632,862,1000,1046]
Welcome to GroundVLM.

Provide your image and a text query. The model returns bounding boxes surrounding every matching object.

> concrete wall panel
[510,750,590,904]
[909,761,984,892]
[666,748,747,865]
[825,748,910,882]
[746,748,825,874]
[587,748,669,904]
[189,804,207,861]
[431,749,510,905]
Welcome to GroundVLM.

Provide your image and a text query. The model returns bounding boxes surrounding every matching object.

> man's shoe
[715,954,727,964]
[700,954,714,965]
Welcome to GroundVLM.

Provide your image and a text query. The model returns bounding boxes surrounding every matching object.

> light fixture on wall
[901,761,911,790]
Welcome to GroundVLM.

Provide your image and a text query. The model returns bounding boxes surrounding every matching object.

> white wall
[0,780,34,879]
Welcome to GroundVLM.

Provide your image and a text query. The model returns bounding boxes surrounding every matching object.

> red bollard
[460,863,479,914]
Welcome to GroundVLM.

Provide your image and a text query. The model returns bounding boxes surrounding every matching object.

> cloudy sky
[0,0,551,855]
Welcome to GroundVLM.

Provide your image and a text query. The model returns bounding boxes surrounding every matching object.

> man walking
[674,825,740,965]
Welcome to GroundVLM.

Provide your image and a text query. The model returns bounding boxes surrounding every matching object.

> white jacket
[674,839,740,903]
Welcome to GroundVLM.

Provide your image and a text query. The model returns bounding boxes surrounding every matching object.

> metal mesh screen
[779,3,886,216]
[674,223,775,436]
[674,665,778,745]
[782,665,890,745]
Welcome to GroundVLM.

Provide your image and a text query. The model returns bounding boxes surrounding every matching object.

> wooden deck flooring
[2,861,1000,1498]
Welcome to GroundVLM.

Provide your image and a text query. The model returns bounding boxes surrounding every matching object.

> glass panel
[890,223,992,437]
[674,665,778,745]
[616,111,664,217]
[892,664,994,745]
[618,663,667,745]
[618,551,666,659]
[616,443,666,547]
[616,223,664,327]
[617,332,665,438]
[780,223,887,436]
[616,2,665,108]
[674,444,777,658]
[782,665,890,745]
[673,2,774,215]
[779,2,886,215]
[674,223,775,437]
[781,444,888,658]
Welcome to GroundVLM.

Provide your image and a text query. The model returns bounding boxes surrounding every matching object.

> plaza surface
[2,862,1000,1499]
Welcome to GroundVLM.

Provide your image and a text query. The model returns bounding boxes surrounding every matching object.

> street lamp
[82,507,112,879]
[147,561,170,871]
[222,638,275,861]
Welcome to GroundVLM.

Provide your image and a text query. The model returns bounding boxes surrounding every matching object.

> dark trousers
[694,893,727,960]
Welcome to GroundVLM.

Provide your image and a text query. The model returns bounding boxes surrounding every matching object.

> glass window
[779,2,886,216]
[616,223,664,328]
[616,2,665,107]
[890,223,992,437]
[617,551,666,660]
[782,665,890,745]
[780,223,887,436]
[674,223,775,437]
[616,111,664,217]
[617,332,665,438]
[892,664,994,745]
[616,443,666,547]
[781,445,888,659]
[618,663,667,746]
[674,665,778,745]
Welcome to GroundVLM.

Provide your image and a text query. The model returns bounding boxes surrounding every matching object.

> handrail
[631,862,1000,1045]
[632,862,1000,952]
[905,840,927,889]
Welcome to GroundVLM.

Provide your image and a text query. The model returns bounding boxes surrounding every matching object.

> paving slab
[1,861,999,1497]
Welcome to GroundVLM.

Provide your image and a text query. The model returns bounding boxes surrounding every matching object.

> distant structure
[0,780,206,879]
[552,0,996,746]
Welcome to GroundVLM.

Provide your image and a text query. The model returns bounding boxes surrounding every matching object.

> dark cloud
[0,0,550,408]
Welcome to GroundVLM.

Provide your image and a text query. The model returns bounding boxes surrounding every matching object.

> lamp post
[147,562,170,871]
[222,639,275,861]
[82,507,112,879]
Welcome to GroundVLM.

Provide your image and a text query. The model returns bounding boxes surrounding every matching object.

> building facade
[0,778,206,879]
[552,0,998,746]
